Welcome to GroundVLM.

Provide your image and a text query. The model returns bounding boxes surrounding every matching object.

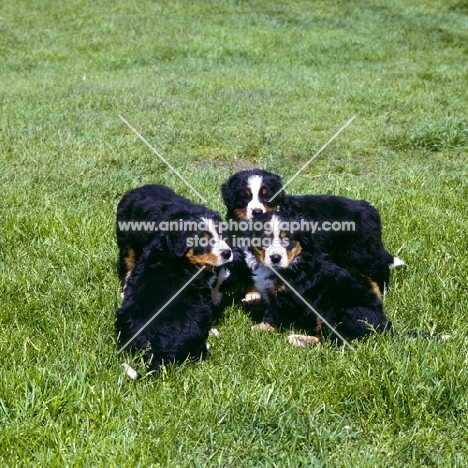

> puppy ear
[139,237,167,267]
[296,234,308,250]
[221,181,235,210]
[295,228,316,252]
[166,232,189,257]
[144,234,188,261]
[273,190,285,204]
[269,187,285,206]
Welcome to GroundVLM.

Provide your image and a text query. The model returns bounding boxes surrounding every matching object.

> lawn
[1,0,467,466]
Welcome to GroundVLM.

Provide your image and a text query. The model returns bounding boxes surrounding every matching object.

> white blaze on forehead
[246,175,265,219]
[263,214,289,268]
[270,214,282,238]
[202,218,221,240]
[202,218,232,265]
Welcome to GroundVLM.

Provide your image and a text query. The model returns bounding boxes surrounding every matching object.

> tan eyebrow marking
[286,242,302,265]
[186,250,219,267]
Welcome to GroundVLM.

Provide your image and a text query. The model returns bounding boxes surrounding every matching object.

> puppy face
[221,170,284,220]
[185,218,233,268]
[251,214,302,269]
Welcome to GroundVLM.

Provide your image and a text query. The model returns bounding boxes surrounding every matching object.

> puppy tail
[389,257,405,269]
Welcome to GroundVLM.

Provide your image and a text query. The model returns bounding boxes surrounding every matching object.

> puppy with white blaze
[115,184,232,376]
[246,211,391,345]
[221,168,404,296]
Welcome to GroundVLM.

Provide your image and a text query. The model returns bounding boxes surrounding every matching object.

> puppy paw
[121,362,140,380]
[251,321,276,332]
[242,291,262,306]
[209,328,220,337]
[287,334,321,347]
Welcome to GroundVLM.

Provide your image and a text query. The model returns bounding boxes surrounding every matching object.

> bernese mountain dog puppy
[115,184,233,375]
[244,211,391,345]
[221,169,403,295]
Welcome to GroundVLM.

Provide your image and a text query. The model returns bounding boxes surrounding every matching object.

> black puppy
[221,169,403,295]
[245,211,391,345]
[115,185,232,375]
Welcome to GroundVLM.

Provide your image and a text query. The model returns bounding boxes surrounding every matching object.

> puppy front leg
[241,285,263,307]
[252,296,278,331]
[144,349,166,378]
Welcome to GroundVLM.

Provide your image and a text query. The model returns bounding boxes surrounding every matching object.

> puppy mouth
[253,248,288,269]
[250,208,265,218]
[253,246,302,269]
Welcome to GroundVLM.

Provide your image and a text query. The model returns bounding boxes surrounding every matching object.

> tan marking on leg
[274,283,286,294]
[186,249,219,267]
[251,321,276,332]
[287,334,321,347]
[122,248,136,293]
[315,317,322,334]
[366,277,382,300]
[125,248,136,275]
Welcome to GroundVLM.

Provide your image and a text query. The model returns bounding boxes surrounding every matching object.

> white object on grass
[390,257,405,268]
[121,363,139,380]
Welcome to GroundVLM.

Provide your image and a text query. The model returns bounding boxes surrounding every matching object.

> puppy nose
[221,249,232,260]
[270,254,282,264]
[252,209,264,217]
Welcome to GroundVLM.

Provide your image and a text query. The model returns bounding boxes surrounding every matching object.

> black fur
[247,212,391,342]
[115,184,232,375]
[221,169,285,217]
[221,169,396,293]
[116,184,222,285]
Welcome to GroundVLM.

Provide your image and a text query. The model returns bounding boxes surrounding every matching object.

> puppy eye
[245,189,252,197]
[203,232,211,240]
[280,231,288,238]
[261,187,268,195]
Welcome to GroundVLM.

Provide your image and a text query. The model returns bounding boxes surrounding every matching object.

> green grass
[1,0,468,465]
